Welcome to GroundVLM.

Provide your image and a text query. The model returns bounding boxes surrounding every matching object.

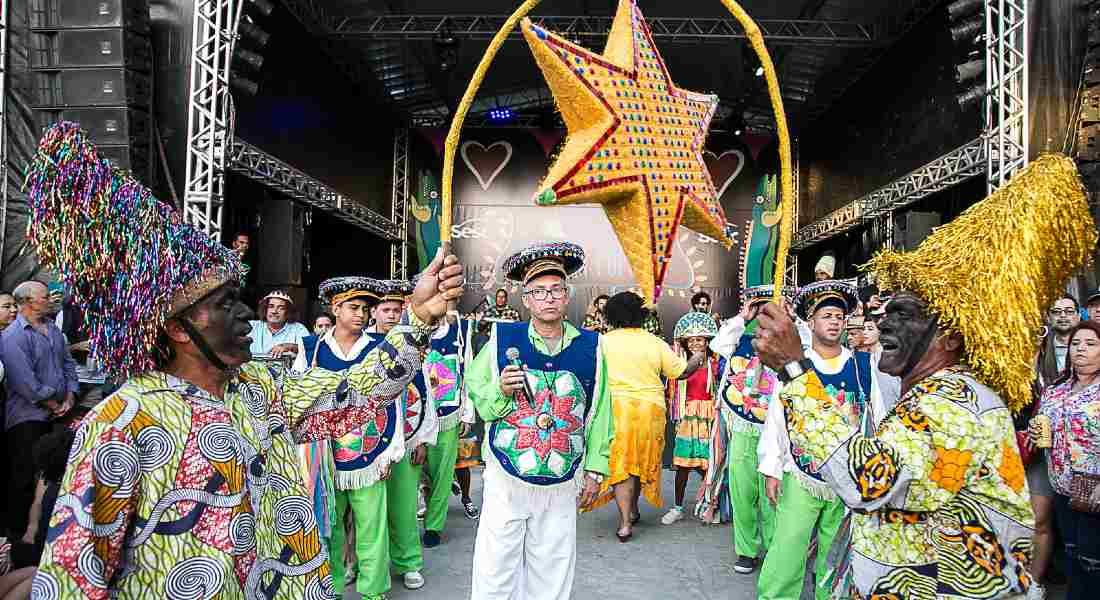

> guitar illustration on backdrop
[411,169,443,271]
[741,172,781,288]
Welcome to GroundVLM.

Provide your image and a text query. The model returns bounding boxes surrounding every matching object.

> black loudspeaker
[893,211,941,251]
[257,197,306,287]
[30,0,152,182]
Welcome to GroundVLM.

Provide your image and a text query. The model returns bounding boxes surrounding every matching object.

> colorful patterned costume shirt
[780,366,1035,600]
[1038,379,1100,496]
[32,315,430,600]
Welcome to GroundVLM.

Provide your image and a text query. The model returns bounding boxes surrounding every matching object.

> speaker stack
[29,0,152,182]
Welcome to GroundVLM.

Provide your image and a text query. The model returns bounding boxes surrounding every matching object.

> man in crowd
[691,291,711,314]
[1085,289,1100,322]
[467,242,613,600]
[23,119,470,599]
[368,285,407,335]
[1038,295,1080,383]
[751,155,1093,600]
[231,231,251,259]
[845,315,866,350]
[709,284,782,575]
[312,313,334,337]
[248,290,309,357]
[757,280,880,600]
[484,288,521,322]
[813,253,836,282]
[1,280,77,541]
[294,276,418,599]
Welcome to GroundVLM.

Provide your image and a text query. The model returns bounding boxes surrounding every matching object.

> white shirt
[709,315,747,359]
[249,320,309,355]
[292,329,375,373]
[758,346,883,479]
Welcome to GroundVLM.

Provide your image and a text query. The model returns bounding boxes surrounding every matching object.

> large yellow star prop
[522,0,732,303]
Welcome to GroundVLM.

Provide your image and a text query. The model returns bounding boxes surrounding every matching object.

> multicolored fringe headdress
[795,280,858,321]
[673,311,719,340]
[379,279,415,304]
[867,155,1096,412]
[25,122,242,379]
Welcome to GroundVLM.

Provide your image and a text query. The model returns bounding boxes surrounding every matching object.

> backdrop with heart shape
[413,128,777,337]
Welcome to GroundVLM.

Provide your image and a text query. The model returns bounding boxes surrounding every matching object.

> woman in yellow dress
[588,292,704,541]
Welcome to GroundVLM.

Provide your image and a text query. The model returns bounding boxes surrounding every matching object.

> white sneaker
[1025,582,1046,600]
[403,571,425,590]
[661,507,684,525]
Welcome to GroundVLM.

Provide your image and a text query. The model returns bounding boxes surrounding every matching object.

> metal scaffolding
[227,138,399,240]
[182,0,244,239]
[0,1,8,256]
[985,0,1028,191]
[792,138,987,250]
[332,15,878,47]
[791,0,1028,251]
[389,126,411,279]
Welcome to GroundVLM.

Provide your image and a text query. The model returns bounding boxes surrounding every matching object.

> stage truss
[389,126,410,279]
[333,14,878,47]
[0,2,8,255]
[227,138,398,240]
[791,0,1027,254]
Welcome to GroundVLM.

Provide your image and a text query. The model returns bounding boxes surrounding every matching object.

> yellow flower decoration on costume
[930,447,972,493]
[998,440,1026,493]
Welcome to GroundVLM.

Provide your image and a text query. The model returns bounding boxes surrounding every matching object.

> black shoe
[733,556,757,574]
[463,500,480,520]
[422,530,441,548]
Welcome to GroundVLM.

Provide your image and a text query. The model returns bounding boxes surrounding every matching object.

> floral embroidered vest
[489,322,598,486]
[719,333,779,432]
[303,333,400,489]
[424,319,467,431]
[788,351,872,485]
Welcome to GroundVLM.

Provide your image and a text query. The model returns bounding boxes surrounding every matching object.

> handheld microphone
[505,347,536,403]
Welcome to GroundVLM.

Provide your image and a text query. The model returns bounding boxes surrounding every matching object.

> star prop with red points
[522,0,733,303]
[505,387,583,463]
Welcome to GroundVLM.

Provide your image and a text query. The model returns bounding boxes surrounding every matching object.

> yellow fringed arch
[440,0,794,303]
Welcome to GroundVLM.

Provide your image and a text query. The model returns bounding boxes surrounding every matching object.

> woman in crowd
[587,292,704,542]
[1033,320,1100,600]
[662,312,721,525]
[583,294,610,333]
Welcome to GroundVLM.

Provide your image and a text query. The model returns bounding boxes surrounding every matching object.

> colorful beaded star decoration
[522,0,733,303]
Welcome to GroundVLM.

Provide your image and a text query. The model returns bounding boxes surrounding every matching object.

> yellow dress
[589,328,687,510]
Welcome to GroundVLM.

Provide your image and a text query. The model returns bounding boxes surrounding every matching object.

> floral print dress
[1039,380,1100,496]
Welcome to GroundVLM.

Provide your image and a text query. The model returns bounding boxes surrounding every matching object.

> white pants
[470,465,578,600]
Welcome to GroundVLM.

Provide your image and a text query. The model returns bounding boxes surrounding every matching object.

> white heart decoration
[703,149,746,200]
[461,141,514,191]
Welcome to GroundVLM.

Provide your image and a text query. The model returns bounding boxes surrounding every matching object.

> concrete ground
[345,468,752,599]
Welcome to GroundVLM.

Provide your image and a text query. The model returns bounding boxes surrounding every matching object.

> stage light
[487,107,516,123]
[239,20,270,48]
[947,0,983,20]
[950,17,983,43]
[230,73,259,96]
[248,0,274,17]
[956,83,987,107]
[954,58,983,83]
[754,66,764,77]
[234,48,264,71]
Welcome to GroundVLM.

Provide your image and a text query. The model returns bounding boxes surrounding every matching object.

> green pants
[386,456,424,574]
[728,428,775,558]
[330,484,389,599]
[757,472,846,600]
[424,426,460,533]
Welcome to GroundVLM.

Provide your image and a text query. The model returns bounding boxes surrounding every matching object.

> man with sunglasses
[466,242,614,600]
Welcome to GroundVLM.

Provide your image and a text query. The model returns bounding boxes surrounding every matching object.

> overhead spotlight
[723,110,746,136]
[239,19,270,47]
[487,107,515,123]
[248,0,274,17]
[434,27,460,73]
[754,66,764,77]
[954,58,983,83]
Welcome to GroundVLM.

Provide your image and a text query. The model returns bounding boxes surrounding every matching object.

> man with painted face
[466,241,614,600]
[25,120,467,600]
[750,155,1098,600]
[756,280,881,600]
[708,284,783,575]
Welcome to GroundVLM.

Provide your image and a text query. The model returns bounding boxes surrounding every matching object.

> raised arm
[709,315,746,358]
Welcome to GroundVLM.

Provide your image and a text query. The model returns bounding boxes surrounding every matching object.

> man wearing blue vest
[466,242,614,600]
[757,280,882,600]
[293,276,406,600]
